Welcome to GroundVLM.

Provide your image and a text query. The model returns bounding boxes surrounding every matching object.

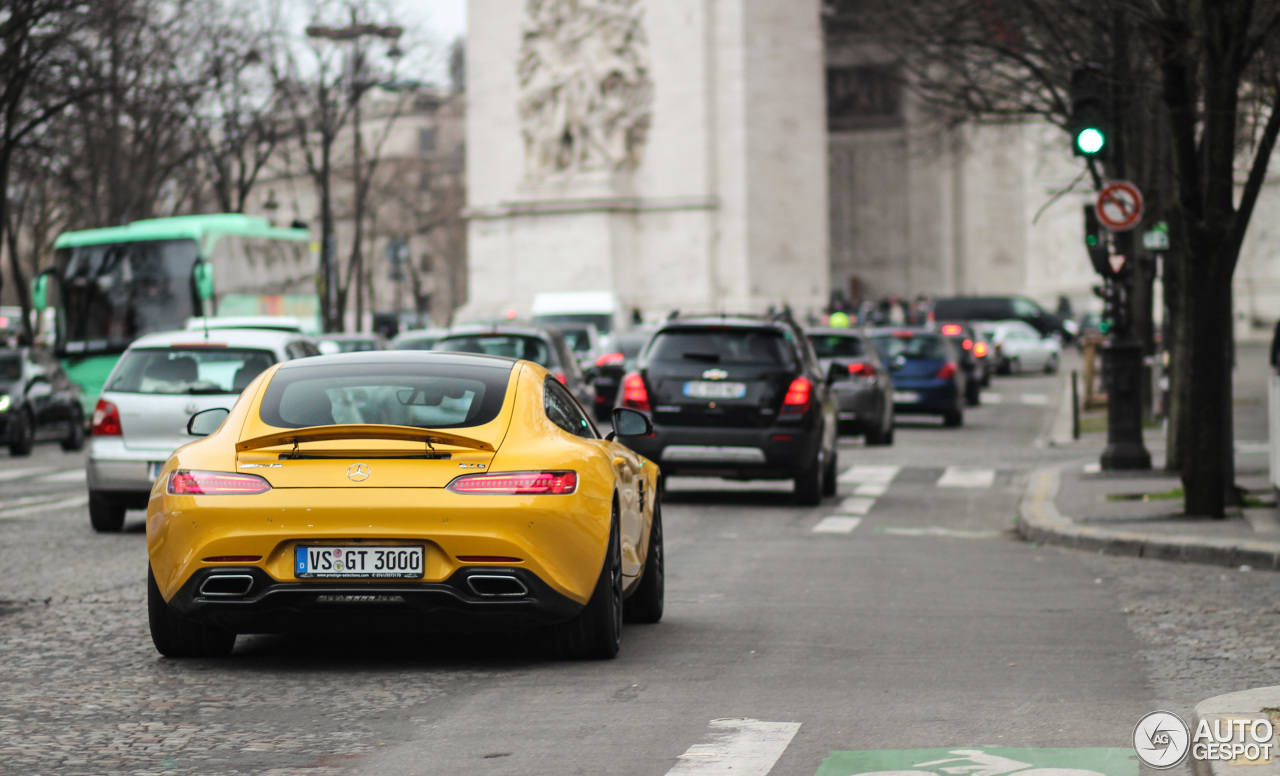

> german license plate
[683,381,747,399]
[147,461,165,480]
[295,545,424,579]
[893,391,921,403]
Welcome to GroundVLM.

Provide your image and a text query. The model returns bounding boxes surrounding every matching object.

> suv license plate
[295,546,425,579]
[683,381,747,399]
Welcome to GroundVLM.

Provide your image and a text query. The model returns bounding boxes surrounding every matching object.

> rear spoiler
[236,424,495,453]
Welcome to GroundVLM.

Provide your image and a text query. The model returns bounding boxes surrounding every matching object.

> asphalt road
[3,358,1280,776]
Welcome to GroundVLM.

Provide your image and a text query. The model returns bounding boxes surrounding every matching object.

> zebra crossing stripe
[666,718,801,776]
[980,393,1004,404]
[1020,394,1049,405]
[854,483,887,497]
[837,465,900,484]
[813,516,861,534]
[1,495,89,518]
[937,466,996,488]
[836,497,875,515]
[36,469,87,483]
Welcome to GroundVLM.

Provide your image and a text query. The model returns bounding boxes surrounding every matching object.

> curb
[1191,686,1280,776]
[1016,466,1280,571]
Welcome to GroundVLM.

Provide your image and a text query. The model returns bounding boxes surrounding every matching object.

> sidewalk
[1017,343,1280,572]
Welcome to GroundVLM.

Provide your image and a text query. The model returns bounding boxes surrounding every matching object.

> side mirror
[611,407,653,438]
[826,362,845,384]
[187,407,230,436]
[31,274,48,312]
[193,261,215,302]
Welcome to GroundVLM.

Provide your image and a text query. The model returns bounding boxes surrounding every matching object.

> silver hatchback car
[87,329,321,532]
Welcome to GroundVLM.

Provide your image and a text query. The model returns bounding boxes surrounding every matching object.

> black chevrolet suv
[618,313,838,505]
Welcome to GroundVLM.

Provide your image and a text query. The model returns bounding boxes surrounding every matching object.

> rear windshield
[870,334,949,361]
[808,334,865,359]
[647,329,796,366]
[534,313,613,335]
[437,334,554,368]
[105,348,276,395]
[259,362,512,430]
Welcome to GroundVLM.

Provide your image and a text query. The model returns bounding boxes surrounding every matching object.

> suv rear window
[436,334,553,368]
[647,329,796,366]
[870,334,950,361]
[105,348,276,395]
[259,362,512,429]
[808,334,865,359]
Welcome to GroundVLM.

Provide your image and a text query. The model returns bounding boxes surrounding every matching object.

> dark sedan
[868,328,966,428]
[0,348,85,456]
[589,328,655,421]
[806,328,894,445]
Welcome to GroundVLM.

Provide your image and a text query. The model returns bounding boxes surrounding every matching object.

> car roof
[273,349,519,372]
[866,327,942,337]
[659,316,789,331]
[393,327,450,339]
[127,328,308,349]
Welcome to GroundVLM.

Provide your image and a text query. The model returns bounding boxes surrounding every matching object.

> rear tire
[623,500,664,624]
[544,507,623,659]
[965,377,981,406]
[1044,354,1059,374]
[88,493,126,533]
[8,409,34,456]
[822,447,838,497]
[943,408,964,428]
[793,454,823,506]
[147,566,236,658]
[61,405,86,451]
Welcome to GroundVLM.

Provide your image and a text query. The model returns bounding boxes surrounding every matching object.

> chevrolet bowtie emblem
[702,369,729,381]
[347,463,371,482]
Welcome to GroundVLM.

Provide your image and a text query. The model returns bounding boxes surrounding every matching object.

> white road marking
[937,466,996,488]
[836,496,876,515]
[837,465,900,484]
[0,466,56,482]
[980,393,1004,404]
[36,468,87,483]
[813,516,861,534]
[1020,393,1049,406]
[876,526,1001,539]
[1082,462,1101,474]
[1,495,89,518]
[665,718,801,776]
[1236,441,1269,454]
[854,482,888,497]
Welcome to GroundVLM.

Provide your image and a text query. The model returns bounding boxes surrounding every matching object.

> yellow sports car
[145,350,663,660]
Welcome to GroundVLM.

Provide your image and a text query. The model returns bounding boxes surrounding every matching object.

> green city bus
[33,214,316,411]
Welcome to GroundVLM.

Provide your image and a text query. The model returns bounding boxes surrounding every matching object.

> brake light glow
[974,342,989,358]
[781,377,812,413]
[962,338,973,351]
[553,371,568,385]
[936,362,958,380]
[447,471,578,495]
[91,399,122,436]
[621,372,650,411]
[168,470,272,495]
[848,362,877,381]
[941,324,962,336]
[594,352,625,367]
[892,331,914,339]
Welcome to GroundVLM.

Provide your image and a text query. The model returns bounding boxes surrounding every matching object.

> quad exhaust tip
[198,574,255,597]
[466,574,528,597]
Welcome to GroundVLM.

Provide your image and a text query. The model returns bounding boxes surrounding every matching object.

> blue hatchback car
[868,328,966,427]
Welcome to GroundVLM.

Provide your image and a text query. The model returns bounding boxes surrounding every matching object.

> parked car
[619,313,838,504]
[433,324,596,411]
[934,321,988,405]
[975,320,1061,374]
[929,295,1072,341]
[0,347,84,456]
[146,351,662,659]
[87,329,322,532]
[316,332,388,354]
[589,328,656,421]
[868,328,966,427]
[391,327,451,351]
[805,328,894,445]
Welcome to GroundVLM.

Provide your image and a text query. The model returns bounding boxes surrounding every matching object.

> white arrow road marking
[36,468,87,483]
[937,466,996,488]
[665,718,801,776]
[1,495,89,518]
[835,496,875,515]
[980,393,1004,404]
[813,516,861,534]
[876,527,1001,539]
[854,482,887,497]
[837,465,900,484]
[1020,394,1049,406]
[0,466,56,482]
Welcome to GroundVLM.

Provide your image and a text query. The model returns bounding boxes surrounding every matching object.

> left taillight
[91,399,122,436]
[167,470,272,495]
[447,471,578,495]
[781,377,812,414]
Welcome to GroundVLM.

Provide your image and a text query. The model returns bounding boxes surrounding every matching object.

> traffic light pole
[1100,228,1151,470]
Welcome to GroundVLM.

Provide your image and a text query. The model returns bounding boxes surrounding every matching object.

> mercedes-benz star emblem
[346,463,371,482]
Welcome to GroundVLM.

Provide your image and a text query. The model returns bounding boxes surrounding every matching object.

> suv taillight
[622,372,650,411]
[92,399,122,436]
[781,377,812,414]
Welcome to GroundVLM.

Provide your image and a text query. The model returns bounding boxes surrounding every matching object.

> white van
[531,291,626,338]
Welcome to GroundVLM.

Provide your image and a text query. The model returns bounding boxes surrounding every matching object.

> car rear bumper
[890,379,959,415]
[624,422,822,478]
[830,384,882,428]
[164,565,583,634]
[87,439,168,495]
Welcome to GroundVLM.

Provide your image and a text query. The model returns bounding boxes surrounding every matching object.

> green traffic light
[1099,319,1112,334]
[1076,127,1106,155]
[1086,234,1099,247]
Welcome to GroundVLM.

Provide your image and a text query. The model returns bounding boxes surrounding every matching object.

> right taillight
[936,362,958,380]
[447,471,578,495]
[621,372,650,410]
[848,362,877,382]
[974,342,989,358]
[92,399,122,436]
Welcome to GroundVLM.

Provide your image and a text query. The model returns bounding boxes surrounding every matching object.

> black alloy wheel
[623,498,664,624]
[794,454,823,506]
[88,494,126,533]
[61,405,86,452]
[822,446,838,497]
[544,506,623,659]
[147,566,236,658]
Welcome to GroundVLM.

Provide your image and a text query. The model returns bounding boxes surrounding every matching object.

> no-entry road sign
[1096,180,1144,232]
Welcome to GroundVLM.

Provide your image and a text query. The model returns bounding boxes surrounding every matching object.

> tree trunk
[1163,241,1189,472]
[1181,257,1229,518]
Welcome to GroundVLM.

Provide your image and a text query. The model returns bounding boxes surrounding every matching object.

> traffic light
[1069,66,1111,159]
[1083,205,1111,276]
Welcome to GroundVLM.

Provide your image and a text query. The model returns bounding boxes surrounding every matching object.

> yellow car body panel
[146,358,659,619]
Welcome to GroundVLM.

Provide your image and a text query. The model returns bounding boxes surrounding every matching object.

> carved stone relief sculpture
[517,0,653,178]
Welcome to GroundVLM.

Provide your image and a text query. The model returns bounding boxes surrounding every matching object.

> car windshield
[0,354,20,382]
[808,334,865,358]
[258,362,512,430]
[647,329,795,366]
[871,334,949,361]
[105,348,276,395]
[437,334,553,368]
